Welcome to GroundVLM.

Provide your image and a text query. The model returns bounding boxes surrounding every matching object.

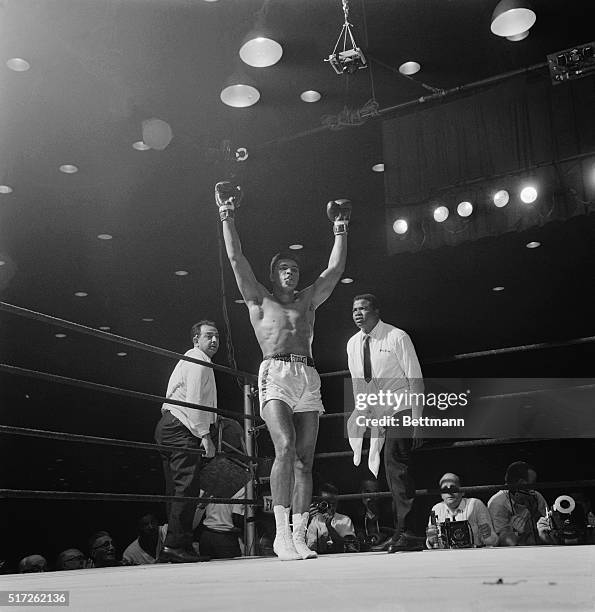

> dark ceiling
[0,0,594,413]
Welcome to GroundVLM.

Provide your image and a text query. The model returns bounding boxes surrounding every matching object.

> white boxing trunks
[258,355,325,419]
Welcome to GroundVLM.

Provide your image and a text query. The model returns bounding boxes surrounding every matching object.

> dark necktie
[363,335,372,383]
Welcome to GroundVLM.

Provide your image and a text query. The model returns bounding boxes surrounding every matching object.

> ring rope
[0,489,260,506]
[0,363,255,422]
[318,334,595,378]
[0,301,257,380]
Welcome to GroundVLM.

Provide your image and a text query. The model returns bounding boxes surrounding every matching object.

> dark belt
[264,353,315,367]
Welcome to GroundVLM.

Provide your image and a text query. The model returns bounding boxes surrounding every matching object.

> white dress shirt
[161,347,217,438]
[346,320,423,476]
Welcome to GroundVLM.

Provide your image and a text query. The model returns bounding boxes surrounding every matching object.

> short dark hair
[191,320,217,341]
[88,531,111,554]
[319,482,339,496]
[353,293,379,311]
[270,251,301,277]
[505,461,534,484]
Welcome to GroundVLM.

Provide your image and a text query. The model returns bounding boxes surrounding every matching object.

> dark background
[1,0,594,569]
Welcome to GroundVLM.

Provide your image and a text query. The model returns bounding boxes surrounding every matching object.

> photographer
[488,461,549,546]
[426,473,497,549]
[306,483,356,554]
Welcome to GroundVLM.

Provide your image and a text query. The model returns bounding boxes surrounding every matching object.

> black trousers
[199,529,241,559]
[383,417,415,535]
[154,412,202,549]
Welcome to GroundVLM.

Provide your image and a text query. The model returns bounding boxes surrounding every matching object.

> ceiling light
[506,30,530,41]
[433,206,449,223]
[526,241,541,249]
[0,185,13,194]
[142,119,173,151]
[289,244,303,250]
[300,90,321,103]
[392,219,408,234]
[457,201,473,217]
[492,286,505,292]
[372,163,385,173]
[398,61,421,75]
[520,186,538,203]
[98,326,111,331]
[59,164,78,174]
[74,291,88,297]
[493,190,510,207]
[341,278,354,284]
[240,37,283,67]
[97,234,112,240]
[175,270,189,276]
[220,84,261,108]
[0,261,5,266]
[234,299,245,304]
[6,58,30,72]
[116,352,127,357]
[490,0,536,38]
[132,141,151,151]
[141,317,154,322]
[55,333,67,339]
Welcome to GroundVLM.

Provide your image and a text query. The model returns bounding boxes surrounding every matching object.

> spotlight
[520,186,538,203]
[457,201,473,217]
[493,190,510,207]
[526,241,541,249]
[392,219,408,234]
[433,206,449,223]
[220,83,261,108]
[239,37,283,68]
[490,0,536,38]
[398,61,421,75]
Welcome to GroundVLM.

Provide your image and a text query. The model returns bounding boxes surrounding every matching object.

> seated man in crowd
[488,461,550,546]
[426,472,497,548]
[197,486,246,559]
[123,514,167,565]
[88,531,120,567]
[306,483,357,554]
[55,548,88,571]
[356,478,395,550]
[18,555,47,573]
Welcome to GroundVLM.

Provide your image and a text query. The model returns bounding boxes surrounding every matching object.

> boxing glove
[215,181,243,221]
[327,199,352,235]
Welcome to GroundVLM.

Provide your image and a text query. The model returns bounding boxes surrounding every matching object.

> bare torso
[248,288,315,357]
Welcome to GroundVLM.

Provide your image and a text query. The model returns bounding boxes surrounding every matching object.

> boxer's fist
[327,199,352,235]
[215,181,242,221]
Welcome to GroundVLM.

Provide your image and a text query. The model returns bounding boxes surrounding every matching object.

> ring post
[244,379,257,556]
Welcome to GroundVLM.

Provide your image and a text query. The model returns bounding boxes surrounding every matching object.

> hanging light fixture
[490,0,536,39]
[239,1,282,67]
[220,71,261,108]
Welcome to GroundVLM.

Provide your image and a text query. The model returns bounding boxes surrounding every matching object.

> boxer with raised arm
[215,182,349,560]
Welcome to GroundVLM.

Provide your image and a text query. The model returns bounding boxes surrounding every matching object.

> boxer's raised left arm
[310,199,350,308]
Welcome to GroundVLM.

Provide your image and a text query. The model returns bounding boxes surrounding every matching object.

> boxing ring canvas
[1,546,593,611]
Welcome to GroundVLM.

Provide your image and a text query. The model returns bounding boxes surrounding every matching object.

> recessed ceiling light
[393,219,408,234]
[175,270,189,276]
[132,141,151,151]
[492,286,505,292]
[239,37,283,68]
[6,58,30,72]
[493,190,510,207]
[289,244,303,250]
[457,201,473,217]
[98,326,111,331]
[520,186,538,203]
[97,234,113,240]
[341,278,354,284]
[141,317,154,322]
[0,185,13,194]
[220,84,261,108]
[74,291,88,297]
[372,163,385,172]
[433,206,449,223]
[234,299,245,304]
[526,241,541,249]
[55,333,67,339]
[300,90,321,103]
[59,164,78,174]
[116,352,127,357]
[399,61,421,75]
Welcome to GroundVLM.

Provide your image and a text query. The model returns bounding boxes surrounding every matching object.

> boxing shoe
[273,506,301,561]
[292,512,318,560]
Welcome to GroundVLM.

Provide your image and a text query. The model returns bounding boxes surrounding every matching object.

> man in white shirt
[347,294,424,553]
[306,483,356,554]
[426,473,497,548]
[122,514,168,565]
[154,320,219,563]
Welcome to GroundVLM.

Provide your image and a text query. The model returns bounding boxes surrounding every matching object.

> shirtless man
[215,181,349,560]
